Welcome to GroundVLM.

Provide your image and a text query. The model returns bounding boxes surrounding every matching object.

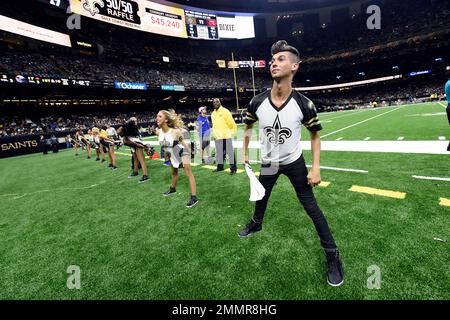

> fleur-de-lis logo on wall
[263,115,292,146]
[83,0,104,16]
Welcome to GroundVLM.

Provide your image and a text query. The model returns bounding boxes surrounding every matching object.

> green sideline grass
[0,146,449,299]
[145,102,447,142]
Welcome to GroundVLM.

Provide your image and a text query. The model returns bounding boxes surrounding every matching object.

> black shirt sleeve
[244,99,258,125]
[244,91,268,125]
[297,93,322,132]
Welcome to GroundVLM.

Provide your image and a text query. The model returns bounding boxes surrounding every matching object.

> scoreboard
[69,0,254,40]
[185,10,218,40]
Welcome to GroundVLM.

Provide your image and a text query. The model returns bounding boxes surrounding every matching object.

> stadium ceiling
[168,0,361,13]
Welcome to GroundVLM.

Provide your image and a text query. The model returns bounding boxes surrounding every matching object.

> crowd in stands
[1,0,449,89]
[0,108,208,137]
[0,52,270,90]
[294,0,450,57]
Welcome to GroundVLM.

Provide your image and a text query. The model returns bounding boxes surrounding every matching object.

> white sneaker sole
[186,200,198,208]
[238,229,262,238]
[327,278,344,287]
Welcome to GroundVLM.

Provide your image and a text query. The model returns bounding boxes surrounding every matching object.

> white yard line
[306,165,368,173]
[247,160,368,173]
[133,140,449,155]
[438,136,446,140]
[412,175,450,182]
[397,137,404,140]
[320,106,403,138]
[310,140,450,155]
[2,184,100,200]
[364,137,371,141]
[319,108,372,121]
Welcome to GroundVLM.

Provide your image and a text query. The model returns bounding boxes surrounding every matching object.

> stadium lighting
[392,65,399,69]
[435,57,443,62]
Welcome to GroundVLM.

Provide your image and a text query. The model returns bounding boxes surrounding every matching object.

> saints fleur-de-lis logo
[263,115,292,146]
[83,0,104,16]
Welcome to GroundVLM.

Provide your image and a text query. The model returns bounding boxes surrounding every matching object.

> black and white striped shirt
[245,90,322,165]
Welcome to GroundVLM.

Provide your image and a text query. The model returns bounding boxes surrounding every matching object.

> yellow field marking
[349,185,406,199]
[318,181,331,187]
[255,171,260,177]
[203,165,217,170]
[439,198,450,207]
[189,162,200,167]
[225,168,244,174]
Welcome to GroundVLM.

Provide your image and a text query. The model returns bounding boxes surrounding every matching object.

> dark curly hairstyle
[271,40,300,63]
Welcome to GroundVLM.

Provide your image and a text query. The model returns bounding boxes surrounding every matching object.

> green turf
[1,101,449,299]
[177,102,448,142]
[316,103,449,141]
[0,145,449,299]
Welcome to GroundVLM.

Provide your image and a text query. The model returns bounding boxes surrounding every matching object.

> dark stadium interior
[1,0,449,137]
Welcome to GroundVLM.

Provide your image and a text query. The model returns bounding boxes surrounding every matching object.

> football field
[0,102,449,299]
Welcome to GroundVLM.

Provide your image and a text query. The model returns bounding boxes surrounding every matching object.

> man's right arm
[243,123,253,164]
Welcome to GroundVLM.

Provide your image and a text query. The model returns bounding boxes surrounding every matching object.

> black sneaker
[108,163,113,168]
[229,170,237,175]
[238,219,262,237]
[128,171,138,178]
[95,158,100,161]
[213,168,224,172]
[163,187,176,196]
[325,249,344,287]
[139,175,149,183]
[101,159,106,163]
[111,166,117,171]
[186,196,198,208]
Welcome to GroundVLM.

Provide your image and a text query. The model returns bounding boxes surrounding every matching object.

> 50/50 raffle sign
[69,0,254,40]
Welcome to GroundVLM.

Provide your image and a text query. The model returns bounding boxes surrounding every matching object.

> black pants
[215,138,236,171]
[252,155,337,250]
[42,143,50,154]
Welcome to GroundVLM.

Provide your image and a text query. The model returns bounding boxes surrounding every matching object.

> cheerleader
[100,126,117,170]
[92,127,106,163]
[75,130,91,159]
[156,110,198,208]
[117,117,149,183]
